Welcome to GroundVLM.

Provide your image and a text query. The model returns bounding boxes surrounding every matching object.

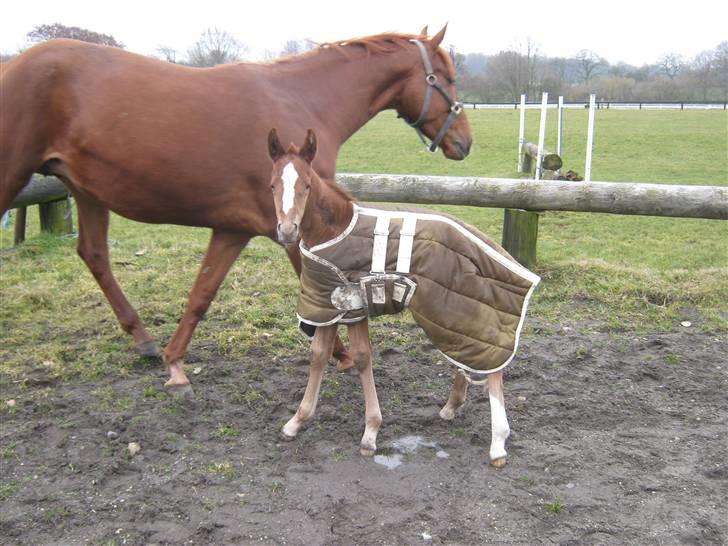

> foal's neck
[300,172,354,248]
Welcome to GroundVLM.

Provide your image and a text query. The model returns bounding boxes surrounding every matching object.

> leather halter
[405,39,464,153]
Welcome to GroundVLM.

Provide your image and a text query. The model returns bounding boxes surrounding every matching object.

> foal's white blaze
[489,391,510,461]
[281,162,298,214]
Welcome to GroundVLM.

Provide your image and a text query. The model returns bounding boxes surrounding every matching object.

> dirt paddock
[1,325,726,545]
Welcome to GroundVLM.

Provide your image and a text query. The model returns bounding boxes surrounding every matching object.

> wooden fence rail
[337,174,727,220]
[8,174,727,265]
[7,175,72,244]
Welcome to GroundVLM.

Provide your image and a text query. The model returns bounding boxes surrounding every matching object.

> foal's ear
[419,25,429,37]
[429,24,448,49]
[300,129,317,164]
[268,128,284,161]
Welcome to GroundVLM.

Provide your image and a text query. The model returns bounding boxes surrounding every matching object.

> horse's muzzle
[277,223,299,246]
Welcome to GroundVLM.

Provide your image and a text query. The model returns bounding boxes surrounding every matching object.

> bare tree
[690,50,715,100]
[27,23,124,48]
[658,53,683,79]
[186,28,247,67]
[714,41,728,101]
[575,50,604,82]
[156,46,178,63]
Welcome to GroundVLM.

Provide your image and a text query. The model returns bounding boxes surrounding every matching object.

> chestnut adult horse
[0,26,471,391]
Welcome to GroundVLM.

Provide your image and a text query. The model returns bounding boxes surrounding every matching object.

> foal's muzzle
[277,223,299,245]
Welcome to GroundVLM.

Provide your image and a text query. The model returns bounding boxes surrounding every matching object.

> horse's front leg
[487,370,510,467]
[281,324,338,439]
[283,243,354,371]
[163,229,250,392]
[347,319,382,456]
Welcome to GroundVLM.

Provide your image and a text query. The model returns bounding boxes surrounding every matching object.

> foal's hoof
[360,446,376,457]
[164,382,195,398]
[490,456,507,468]
[136,340,162,358]
[279,429,296,442]
[439,406,456,421]
[336,358,355,372]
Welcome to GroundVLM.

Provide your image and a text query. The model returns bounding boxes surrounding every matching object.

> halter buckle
[426,73,438,86]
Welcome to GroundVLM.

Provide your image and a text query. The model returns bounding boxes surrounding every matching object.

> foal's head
[267,128,317,245]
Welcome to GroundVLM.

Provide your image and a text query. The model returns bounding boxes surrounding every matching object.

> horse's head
[396,25,472,160]
[267,128,317,245]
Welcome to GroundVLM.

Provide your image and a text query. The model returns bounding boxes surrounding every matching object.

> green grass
[0,109,726,383]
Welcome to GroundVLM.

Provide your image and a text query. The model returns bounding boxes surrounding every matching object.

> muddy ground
[1,324,726,545]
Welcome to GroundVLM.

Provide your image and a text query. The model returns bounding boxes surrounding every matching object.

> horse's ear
[429,24,447,49]
[268,128,284,161]
[420,25,429,37]
[300,129,317,164]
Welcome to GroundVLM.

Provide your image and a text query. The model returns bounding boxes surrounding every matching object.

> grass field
[0,109,726,381]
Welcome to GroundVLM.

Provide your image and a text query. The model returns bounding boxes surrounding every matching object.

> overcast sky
[1,0,726,66]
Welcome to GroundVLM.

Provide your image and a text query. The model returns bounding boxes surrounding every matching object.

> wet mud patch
[1,329,726,545]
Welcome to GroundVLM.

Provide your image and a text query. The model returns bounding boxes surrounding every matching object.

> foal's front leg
[487,370,510,467]
[281,325,338,439]
[347,319,382,456]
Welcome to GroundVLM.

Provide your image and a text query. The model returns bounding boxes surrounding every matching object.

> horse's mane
[266,32,456,80]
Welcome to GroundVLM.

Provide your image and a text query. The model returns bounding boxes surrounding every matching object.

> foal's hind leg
[163,229,250,391]
[74,193,159,356]
[281,324,338,439]
[283,243,353,371]
[487,370,510,467]
[439,370,470,420]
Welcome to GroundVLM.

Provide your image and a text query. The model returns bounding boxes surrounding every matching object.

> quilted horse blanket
[297,205,541,376]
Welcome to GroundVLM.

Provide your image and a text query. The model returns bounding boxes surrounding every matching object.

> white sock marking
[489,392,510,461]
[281,162,298,214]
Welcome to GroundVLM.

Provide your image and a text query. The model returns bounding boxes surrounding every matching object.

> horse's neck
[300,174,354,248]
[272,46,412,143]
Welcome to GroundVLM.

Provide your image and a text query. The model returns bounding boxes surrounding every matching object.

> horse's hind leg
[163,229,250,391]
[439,370,470,420]
[281,324,338,439]
[348,319,382,456]
[283,243,353,370]
[73,192,159,356]
[487,370,510,467]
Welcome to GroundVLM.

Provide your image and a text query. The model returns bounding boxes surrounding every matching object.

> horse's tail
[0,42,72,216]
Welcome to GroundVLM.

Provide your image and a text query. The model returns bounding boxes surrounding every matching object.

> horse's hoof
[490,456,507,468]
[439,406,456,420]
[164,382,195,398]
[136,340,162,358]
[280,429,296,442]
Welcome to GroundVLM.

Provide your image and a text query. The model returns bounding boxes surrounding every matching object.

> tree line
[452,39,728,103]
[4,23,726,102]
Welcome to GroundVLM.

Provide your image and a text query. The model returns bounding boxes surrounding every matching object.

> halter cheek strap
[406,39,464,153]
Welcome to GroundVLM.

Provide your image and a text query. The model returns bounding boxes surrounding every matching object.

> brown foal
[268,130,511,466]
[0,27,472,391]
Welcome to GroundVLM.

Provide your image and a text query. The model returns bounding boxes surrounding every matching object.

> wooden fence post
[14,207,27,245]
[502,93,543,269]
[38,199,73,235]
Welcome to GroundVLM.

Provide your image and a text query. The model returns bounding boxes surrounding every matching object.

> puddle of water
[391,435,437,452]
[374,436,446,469]
[373,454,403,469]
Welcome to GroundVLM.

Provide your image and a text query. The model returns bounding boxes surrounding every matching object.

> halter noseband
[405,39,464,153]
